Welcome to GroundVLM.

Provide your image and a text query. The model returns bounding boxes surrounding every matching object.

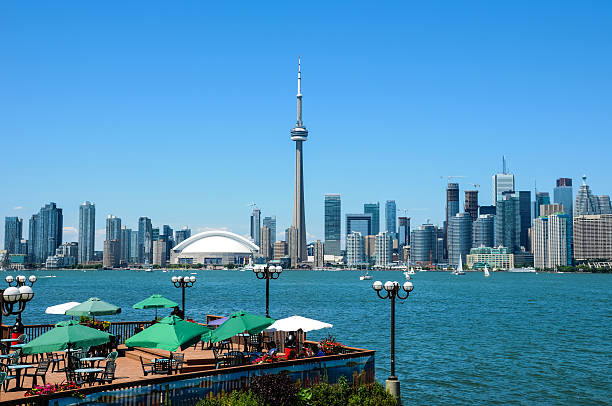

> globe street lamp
[171,275,196,319]
[253,265,282,318]
[372,279,413,400]
[0,275,37,336]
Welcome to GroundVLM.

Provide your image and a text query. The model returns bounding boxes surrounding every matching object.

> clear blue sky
[1,1,611,248]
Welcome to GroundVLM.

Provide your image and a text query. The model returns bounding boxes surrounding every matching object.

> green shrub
[249,373,299,406]
[195,390,260,406]
[347,382,398,406]
[309,375,351,406]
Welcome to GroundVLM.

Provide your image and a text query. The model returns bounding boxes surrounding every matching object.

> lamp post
[253,265,282,318]
[372,279,413,400]
[0,275,37,337]
[171,275,195,319]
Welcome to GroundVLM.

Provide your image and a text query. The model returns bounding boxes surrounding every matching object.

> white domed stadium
[170,230,259,266]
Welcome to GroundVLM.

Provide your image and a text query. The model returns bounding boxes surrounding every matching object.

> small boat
[144,268,153,273]
[360,271,372,281]
[407,267,416,275]
[508,267,536,273]
[40,275,57,278]
[452,256,466,275]
[403,271,411,280]
[483,266,490,277]
[190,272,197,275]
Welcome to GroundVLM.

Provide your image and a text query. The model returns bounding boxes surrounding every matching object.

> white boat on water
[452,256,466,275]
[407,267,416,275]
[508,267,536,273]
[403,271,411,280]
[145,268,153,273]
[360,271,372,281]
[483,266,490,277]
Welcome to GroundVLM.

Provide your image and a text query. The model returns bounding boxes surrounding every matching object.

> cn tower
[291,57,308,262]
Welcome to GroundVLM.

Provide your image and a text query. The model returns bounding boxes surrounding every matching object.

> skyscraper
[464,190,479,221]
[495,193,521,253]
[492,158,515,206]
[250,208,261,246]
[410,224,438,266]
[78,201,95,264]
[314,240,324,268]
[573,214,612,260]
[262,216,276,245]
[28,214,38,263]
[290,57,308,262]
[260,225,272,260]
[534,191,550,218]
[32,203,63,264]
[346,232,364,266]
[375,232,393,267]
[287,226,298,267]
[138,217,152,264]
[120,226,132,263]
[446,183,459,256]
[106,215,121,241]
[103,239,120,268]
[364,203,380,236]
[473,214,495,248]
[385,200,397,236]
[346,213,372,239]
[162,225,174,261]
[518,191,531,250]
[533,213,571,269]
[554,178,574,218]
[574,175,599,216]
[4,217,22,254]
[324,194,341,256]
[398,217,410,248]
[448,212,473,265]
[175,227,191,245]
[598,196,612,214]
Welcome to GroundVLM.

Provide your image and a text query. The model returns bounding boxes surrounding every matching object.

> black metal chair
[153,359,171,375]
[65,368,86,386]
[212,348,229,369]
[171,353,184,373]
[95,360,116,385]
[21,359,50,387]
[248,334,263,353]
[139,356,154,376]
[46,351,65,372]
[226,351,245,367]
[0,364,17,391]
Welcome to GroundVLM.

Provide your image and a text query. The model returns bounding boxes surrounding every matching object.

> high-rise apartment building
[448,212,473,265]
[346,232,364,267]
[495,193,521,253]
[262,216,276,245]
[398,217,410,247]
[130,231,138,263]
[120,227,132,263]
[533,213,571,269]
[324,194,341,256]
[464,190,479,221]
[480,205,496,216]
[4,217,22,254]
[31,202,63,264]
[314,240,324,268]
[273,241,288,260]
[410,224,438,266]
[103,239,120,268]
[364,235,376,262]
[573,214,612,261]
[287,226,298,267]
[78,201,95,264]
[106,215,121,242]
[492,173,515,206]
[519,191,531,250]
[446,183,460,256]
[473,214,495,248]
[250,208,261,246]
[533,191,550,218]
[175,227,191,245]
[385,200,396,236]
[260,225,272,260]
[138,217,152,264]
[375,232,393,267]
[28,214,38,263]
[346,214,372,240]
[364,203,380,236]
[152,239,167,267]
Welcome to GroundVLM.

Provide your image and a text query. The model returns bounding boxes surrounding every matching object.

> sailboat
[483,265,490,277]
[360,271,372,281]
[452,255,466,275]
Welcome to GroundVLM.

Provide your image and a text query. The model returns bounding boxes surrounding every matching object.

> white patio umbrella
[45,302,81,315]
[265,315,333,333]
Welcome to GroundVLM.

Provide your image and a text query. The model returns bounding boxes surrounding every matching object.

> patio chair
[216,339,232,352]
[65,368,85,386]
[226,351,245,367]
[171,353,184,373]
[153,359,171,375]
[7,350,21,366]
[68,354,83,371]
[78,347,90,358]
[46,351,65,372]
[21,359,50,387]
[139,356,154,376]
[0,364,17,391]
[248,334,263,353]
[212,348,229,369]
[106,351,118,363]
[95,360,116,385]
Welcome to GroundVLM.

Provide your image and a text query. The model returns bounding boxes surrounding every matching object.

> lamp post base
[385,376,401,402]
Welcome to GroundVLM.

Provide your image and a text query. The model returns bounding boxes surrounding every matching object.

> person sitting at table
[314,344,325,357]
[170,306,184,319]
[284,332,296,359]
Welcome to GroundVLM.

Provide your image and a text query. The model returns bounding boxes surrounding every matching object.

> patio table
[7,364,33,390]
[74,367,104,385]
[80,356,106,368]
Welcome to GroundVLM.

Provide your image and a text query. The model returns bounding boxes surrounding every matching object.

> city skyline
[2,2,611,248]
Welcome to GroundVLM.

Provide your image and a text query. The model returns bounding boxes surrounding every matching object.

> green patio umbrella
[65,297,121,319]
[133,294,178,319]
[21,320,112,355]
[125,315,211,352]
[210,310,275,343]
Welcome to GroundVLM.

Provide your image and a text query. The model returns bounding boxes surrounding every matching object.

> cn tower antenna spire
[297,56,303,126]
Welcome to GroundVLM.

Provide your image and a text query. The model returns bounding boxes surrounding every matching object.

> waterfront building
[28,214,37,263]
[32,202,63,264]
[262,216,276,245]
[364,203,380,236]
[533,191,550,218]
[153,239,167,267]
[473,214,495,248]
[554,178,574,219]
[130,231,138,263]
[260,225,272,260]
[446,183,459,256]
[495,193,521,253]
[540,204,564,217]
[385,200,396,236]
[78,201,95,264]
[314,240,324,268]
[465,190,479,221]
[290,58,308,262]
[346,214,372,241]
[273,241,288,260]
[346,232,364,267]
[375,231,393,267]
[324,194,341,256]
[170,230,259,266]
[4,217,22,254]
[466,246,514,269]
[519,191,532,250]
[175,227,191,245]
[410,224,438,266]
[492,173,515,206]
[573,214,612,261]
[533,213,571,269]
[398,217,410,247]
[250,208,261,246]
[448,212,473,265]
[161,225,174,261]
[288,226,298,267]
[480,205,496,216]
[574,175,600,216]
[138,217,153,264]
[55,242,78,267]
[103,239,120,268]
[106,215,121,242]
[364,235,376,262]
[120,227,132,263]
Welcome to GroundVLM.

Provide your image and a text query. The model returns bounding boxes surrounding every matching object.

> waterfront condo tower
[291,57,308,262]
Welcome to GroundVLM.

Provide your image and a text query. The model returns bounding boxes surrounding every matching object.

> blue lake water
[9,269,611,405]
